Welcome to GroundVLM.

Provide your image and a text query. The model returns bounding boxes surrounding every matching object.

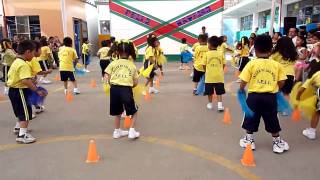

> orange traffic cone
[86,139,100,163]
[291,108,301,122]
[234,70,240,78]
[90,79,97,88]
[144,90,151,101]
[66,92,74,102]
[155,78,160,88]
[54,74,60,81]
[124,116,132,129]
[241,144,256,167]
[0,94,5,101]
[224,66,228,73]
[223,108,232,125]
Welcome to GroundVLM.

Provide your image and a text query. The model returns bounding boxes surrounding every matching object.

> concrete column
[60,0,67,37]
[252,12,259,32]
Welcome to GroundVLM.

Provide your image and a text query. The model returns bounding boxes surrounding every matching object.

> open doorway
[73,18,88,57]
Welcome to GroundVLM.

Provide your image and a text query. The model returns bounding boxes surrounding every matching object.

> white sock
[246,133,254,140]
[273,136,280,141]
[19,128,27,136]
[218,102,223,107]
[129,128,135,132]
[15,122,20,128]
[74,88,78,91]
[114,128,119,132]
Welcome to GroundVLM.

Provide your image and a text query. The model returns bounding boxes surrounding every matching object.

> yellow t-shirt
[38,46,52,61]
[270,52,295,76]
[202,50,226,83]
[59,46,78,72]
[240,45,250,57]
[217,42,228,54]
[145,46,156,61]
[3,49,16,66]
[7,58,33,88]
[302,71,320,89]
[194,44,208,72]
[239,58,287,93]
[82,43,89,55]
[105,59,139,87]
[27,57,42,77]
[180,44,189,53]
[192,42,200,51]
[97,47,110,60]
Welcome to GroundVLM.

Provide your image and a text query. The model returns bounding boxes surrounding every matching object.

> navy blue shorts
[110,85,138,116]
[8,88,33,121]
[242,93,281,134]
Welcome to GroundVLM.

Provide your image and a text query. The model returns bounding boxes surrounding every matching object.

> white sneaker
[16,133,36,144]
[149,87,159,94]
[113,129,129,139]
[240,136,256,150]
[84,69,90,73]
[190,72,194,78]
[128,128,140,139]
[32,114,36,119]
[73,88,81,95]
[64,89,67,95]
[217,105,225,112]
[42,79,52,84]
[206,103,213,110]
[273,137,289,153]
[35,106,45,114]
[4,87,9,95]
[13,127,20,134]
[302,128,316,140]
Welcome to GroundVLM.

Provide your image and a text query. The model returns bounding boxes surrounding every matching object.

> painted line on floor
[0,134,260,180]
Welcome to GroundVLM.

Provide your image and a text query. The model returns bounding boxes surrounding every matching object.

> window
[99,20,110,34]
[258,8,279,29]
[240,15,253,31]
[287,0,320,25]
[6,16,41,40]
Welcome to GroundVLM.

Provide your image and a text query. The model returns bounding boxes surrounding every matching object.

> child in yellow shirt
[193,34,208,95]
[59,37,80,95]
[239,35,289,154]
[97,40,111,82]
[271,36,297,96]
[82,38,91,72]
[1,39,17,95]
[38,36,53,84]
[144,34,159,94]
[7,40,47,144]
[202,36,226,111]
[105,40,140,139]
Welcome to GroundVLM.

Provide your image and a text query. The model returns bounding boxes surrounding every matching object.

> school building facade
[223,0,320,41]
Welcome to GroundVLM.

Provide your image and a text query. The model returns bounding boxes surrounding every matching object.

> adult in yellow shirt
[105,40,140,139]
[271,36,297,96]
[297,71,320,140]
[97,40,111,81]
[81,38,91,72]
[202,36,226,111]
[238,35,289,154]
[192,34,208,95]
[7,40,46,144]
[59,37,80,95]
[1,39,17,94]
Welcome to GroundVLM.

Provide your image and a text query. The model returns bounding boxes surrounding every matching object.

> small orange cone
[54,74,60,81]
[90,79,97,88]
[224,66,228,73]
[223,108,232,125]
[155,78,160,88]
[124,116,132,129]
[234,70,240,78]
[241,144,256,167]
[291,108,301,122]
[0,94,5,101]
[86,139,100,163]
[144,90,151,101]
[66,92,74,102]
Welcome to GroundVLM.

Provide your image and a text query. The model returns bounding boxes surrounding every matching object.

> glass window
[240,14,253,31]
[6,16,41,40]
[99,20,110,34]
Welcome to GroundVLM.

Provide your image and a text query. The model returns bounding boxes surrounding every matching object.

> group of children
[186,28,320,153]
[2,36,87,143]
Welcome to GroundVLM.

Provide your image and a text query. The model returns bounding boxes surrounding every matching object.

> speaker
[284,17,297,35]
